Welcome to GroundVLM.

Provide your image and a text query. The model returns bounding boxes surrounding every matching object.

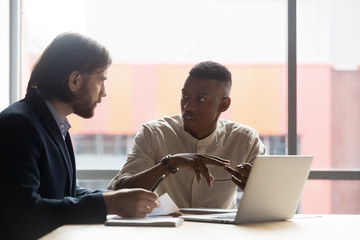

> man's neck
[48,99,73,119]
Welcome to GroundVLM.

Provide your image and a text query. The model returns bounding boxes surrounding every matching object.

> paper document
[148,193,180,216]
[105,215,184,227]
[105,193,182,227]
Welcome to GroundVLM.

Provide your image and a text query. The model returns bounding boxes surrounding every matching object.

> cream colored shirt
[108,115,266,208]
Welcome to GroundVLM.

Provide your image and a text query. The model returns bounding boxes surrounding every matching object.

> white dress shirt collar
[45,100,71,139]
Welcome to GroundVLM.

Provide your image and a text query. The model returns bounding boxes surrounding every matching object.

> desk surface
[40,214,359,240]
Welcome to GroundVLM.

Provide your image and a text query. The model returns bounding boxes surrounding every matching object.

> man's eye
[199,97,205,102]
[182,94,188,99]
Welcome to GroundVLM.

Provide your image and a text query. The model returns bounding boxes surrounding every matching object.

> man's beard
[72,97,96,119]
[71,86,97,119]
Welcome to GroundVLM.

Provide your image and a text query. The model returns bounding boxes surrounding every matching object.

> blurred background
[1,0,359,214]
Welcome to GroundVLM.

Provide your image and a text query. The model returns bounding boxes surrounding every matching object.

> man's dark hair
[27,32,112,102]
[189,61,232,91]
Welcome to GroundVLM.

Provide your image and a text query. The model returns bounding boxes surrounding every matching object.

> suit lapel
[42,116,74,193]
[25,89,74,194]
[65,132,76,195]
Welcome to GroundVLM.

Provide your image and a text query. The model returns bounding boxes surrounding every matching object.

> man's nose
[183,100,195,110]
[101,84,107,98]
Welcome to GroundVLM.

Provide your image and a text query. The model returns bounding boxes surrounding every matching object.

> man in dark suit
[0,32,160,240]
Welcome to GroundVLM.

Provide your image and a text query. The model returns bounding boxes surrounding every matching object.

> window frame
[9,0,21,104]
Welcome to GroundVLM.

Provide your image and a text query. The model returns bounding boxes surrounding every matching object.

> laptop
[180,155,313,224]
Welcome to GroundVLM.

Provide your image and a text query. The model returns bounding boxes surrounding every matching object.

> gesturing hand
[168,153,230,186]
[103,188,161,218]
[224,163,252,190]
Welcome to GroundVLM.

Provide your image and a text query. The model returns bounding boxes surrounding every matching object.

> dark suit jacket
[0,89,107,239]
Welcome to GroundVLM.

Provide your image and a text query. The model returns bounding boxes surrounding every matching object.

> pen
[151,174,166,191]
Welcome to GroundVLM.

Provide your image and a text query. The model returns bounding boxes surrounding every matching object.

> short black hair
[189,61,232,90]
[27,32,112,102]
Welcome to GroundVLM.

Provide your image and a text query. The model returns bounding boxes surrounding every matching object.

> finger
[145,199,161,210]
[244,163,252,171]
[192,159,201,183]
[141,190,159,201]
[196,158,213,186]
[237,164,252,178]
[236,162,251,170]
[231,175,245,190]
[210,174,215,182]
[134,204,151,218]
[144,205,153,214]
[144,201,160,211]
[238,167,249,176]
[203,154,230,164]
[143,201,160,215]
[225,165,247,182]
[155,200,161,208]
[224,165,238,175]
[202,154,230,166]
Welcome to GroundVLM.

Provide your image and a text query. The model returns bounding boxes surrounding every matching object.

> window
[298,0,360,213]
[14,0,359,213]
[21,0,287,170]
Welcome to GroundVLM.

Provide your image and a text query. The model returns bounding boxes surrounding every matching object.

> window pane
[301,180,360,214]
[298,0,360,213]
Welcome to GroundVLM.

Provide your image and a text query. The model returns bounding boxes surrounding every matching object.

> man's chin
[183,124,195,135]
[74,109,94,119]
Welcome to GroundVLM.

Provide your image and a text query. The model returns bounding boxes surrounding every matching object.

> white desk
[40,214,360,240]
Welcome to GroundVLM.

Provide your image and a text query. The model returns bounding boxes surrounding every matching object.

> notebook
[105,215,184,227]
[180,155,313,224]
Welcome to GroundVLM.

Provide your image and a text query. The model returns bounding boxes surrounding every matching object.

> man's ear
[219,97,231,112]
[68,71,83,93]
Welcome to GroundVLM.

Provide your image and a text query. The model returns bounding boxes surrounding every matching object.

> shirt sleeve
[107,124,158,190]
[245,130,267,165]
